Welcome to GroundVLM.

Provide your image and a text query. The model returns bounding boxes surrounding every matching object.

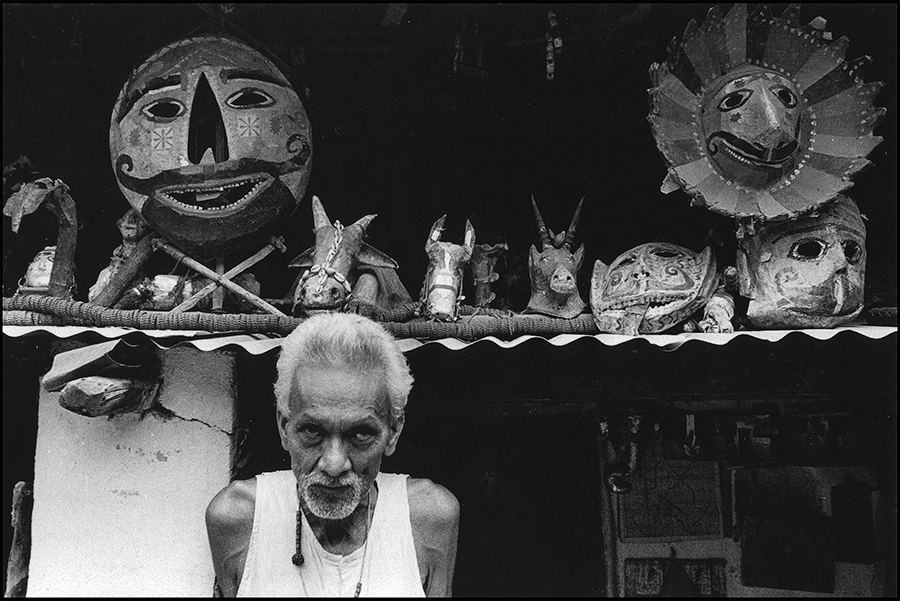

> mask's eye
[226,88,275,109]
[141,98,185,121]
[718,89,752,111]
[790,238,826,261]
[842,240,863,264]
[771,85,798,109]
[618,256,636,267]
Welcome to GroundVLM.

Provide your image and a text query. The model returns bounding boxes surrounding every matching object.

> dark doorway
[386,404,606,597]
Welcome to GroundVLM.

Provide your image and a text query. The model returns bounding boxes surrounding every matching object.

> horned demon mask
[648,4,883,222]
[110,34,312,260]
[736,195,866,329]
[525,196,586,319]
[590,242,720,335]
[421,215,475,322]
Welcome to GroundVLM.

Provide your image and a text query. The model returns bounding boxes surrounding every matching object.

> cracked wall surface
[29,347,236,596]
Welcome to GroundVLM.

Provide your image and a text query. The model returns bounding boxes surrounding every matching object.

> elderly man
[206,313,460,597]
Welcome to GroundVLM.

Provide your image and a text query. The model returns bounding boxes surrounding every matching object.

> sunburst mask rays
[648,3,885,222]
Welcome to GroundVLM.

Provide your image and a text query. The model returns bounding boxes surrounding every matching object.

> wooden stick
[4,481,33,598]
[92,233,159,308]
[154,239,284,315]
[44,186,78,299]
[170,239,281,313]
[212,257,225,311]
[596,417,619,599]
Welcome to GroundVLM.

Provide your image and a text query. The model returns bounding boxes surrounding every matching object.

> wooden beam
[4,481,33,598]
[59,376,159,418]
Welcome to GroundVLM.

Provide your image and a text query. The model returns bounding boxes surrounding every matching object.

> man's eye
[351,430,377,444]
[226,88,275,109]
[141,98,185,121]
[298,426,322,439]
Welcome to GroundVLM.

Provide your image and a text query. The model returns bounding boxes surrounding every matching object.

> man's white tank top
[237,470,425,597]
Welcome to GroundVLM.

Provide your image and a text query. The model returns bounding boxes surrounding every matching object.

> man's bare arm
[205,478,256,598]
[408,478,461,597]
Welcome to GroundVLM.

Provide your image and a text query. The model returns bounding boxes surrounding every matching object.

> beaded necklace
[292,488,373,597]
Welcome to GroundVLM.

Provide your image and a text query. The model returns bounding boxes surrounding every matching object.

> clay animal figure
[648,3,884,222]
[421,215,475,321]
[290,196,412,317]
[736,195,866,329]
[524,196,586,319]
[110,34,312,261]
[590,242,734,335]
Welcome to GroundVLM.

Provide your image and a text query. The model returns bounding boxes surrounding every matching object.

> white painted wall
[28,347,236,597]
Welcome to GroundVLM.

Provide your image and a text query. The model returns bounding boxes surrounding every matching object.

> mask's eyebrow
[771,223,865,244]
[116,74,182,123]
[220,68,290,89]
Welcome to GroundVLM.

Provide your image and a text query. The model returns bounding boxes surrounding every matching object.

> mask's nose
[188,73,229,165]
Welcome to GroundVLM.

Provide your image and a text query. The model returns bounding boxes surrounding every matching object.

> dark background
[2,3,897,310]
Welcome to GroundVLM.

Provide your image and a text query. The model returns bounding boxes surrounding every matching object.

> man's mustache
[115,134,311,196]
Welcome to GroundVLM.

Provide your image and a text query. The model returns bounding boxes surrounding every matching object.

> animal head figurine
[525,196,586,319]
[590,242,719,335]
[421,215,475,321]
[736,195,866,329]
[648,4,884,222]
[110,34,312,261]
[290,196,399,316]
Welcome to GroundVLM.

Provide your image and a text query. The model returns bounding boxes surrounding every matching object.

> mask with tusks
[525,196,586,319]
[590,242,719,335]
[422,215,475,321]
[736,195,866,329]
[290,196,398,316]
[110,34,312,260]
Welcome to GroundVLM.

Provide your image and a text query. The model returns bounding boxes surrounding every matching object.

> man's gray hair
[274,313,413,421]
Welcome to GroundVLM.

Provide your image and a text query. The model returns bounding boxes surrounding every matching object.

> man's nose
[318,439,351,477]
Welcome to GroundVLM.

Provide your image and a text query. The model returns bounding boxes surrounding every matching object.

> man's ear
[276,408,291,451]
[384,413,405,457]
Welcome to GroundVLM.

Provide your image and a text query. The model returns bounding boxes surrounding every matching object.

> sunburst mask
[649,3,884,222]
[110,34,312,260]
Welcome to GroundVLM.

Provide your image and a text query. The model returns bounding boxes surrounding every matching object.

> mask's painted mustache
[707,131,798,165]
[116,134,310,196]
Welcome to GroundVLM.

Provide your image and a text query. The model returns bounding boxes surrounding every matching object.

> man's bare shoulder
[206,477,257,533]
[406,477,460,532]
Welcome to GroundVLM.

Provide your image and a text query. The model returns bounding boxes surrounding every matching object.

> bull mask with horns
[524,195,587,319]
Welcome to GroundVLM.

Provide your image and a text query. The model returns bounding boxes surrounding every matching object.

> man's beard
[297,472,366,521]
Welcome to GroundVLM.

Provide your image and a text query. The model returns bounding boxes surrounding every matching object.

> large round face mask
[648,4,883,222]
[736,195,866,329]
[590,242,719,335]
[110,35,312,260]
